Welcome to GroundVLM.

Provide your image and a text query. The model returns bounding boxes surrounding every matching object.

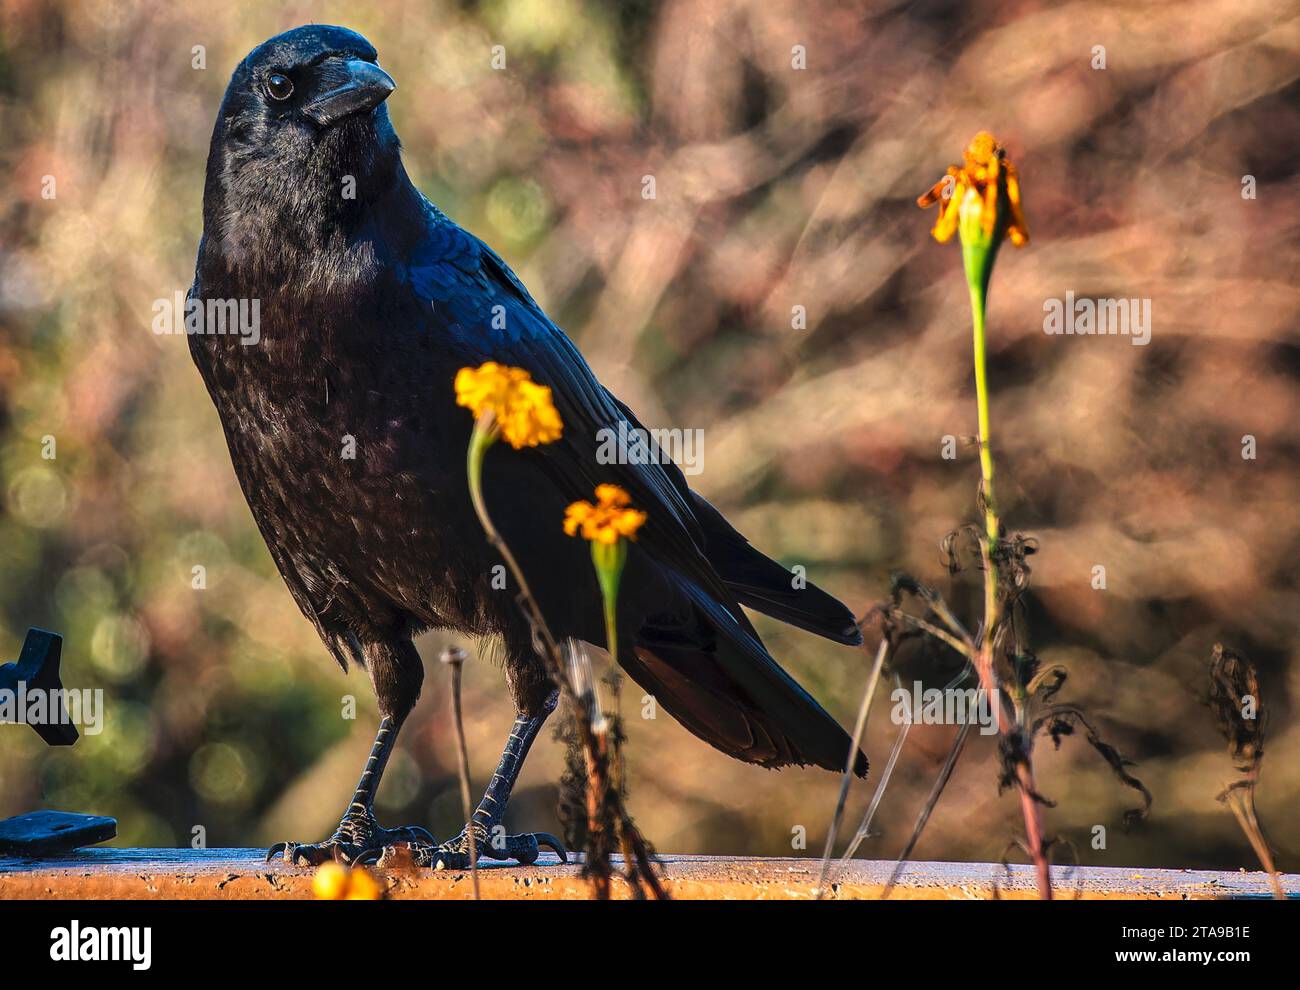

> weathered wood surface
[0,848,1294,899]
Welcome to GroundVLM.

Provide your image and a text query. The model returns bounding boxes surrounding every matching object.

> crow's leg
[379,688,566,869]
[267,636,432,866]
[266,714,434,865]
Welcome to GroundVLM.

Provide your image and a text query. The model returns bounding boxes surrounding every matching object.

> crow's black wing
[404,205,865,775]
[406,205,733,608]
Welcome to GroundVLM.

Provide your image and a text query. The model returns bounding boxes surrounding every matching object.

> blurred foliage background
[0,0,1297,875]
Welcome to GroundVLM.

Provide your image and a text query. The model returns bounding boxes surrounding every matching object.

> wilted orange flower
[564,484,647,545]
[917,131,1028,247]
[455,362,563,448]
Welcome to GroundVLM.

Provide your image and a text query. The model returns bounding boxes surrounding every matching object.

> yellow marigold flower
[563,484,647,546]
[917,131,1028,248]
[312,861,384,899]
[454,362,563,448]
[344,865,384,900]
[312,862,350,899]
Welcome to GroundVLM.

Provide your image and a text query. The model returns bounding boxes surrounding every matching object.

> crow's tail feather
[621,574,868,778]
[690,492,862,646]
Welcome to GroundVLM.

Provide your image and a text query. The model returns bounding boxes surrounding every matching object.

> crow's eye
[266,73,294,101]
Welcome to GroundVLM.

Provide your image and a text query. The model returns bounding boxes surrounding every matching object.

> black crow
[190,24,866,868]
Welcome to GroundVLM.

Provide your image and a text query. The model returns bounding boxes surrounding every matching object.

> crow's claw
[535,832,569,864]
[377,827,569,870]
[265,839,351,866]
[265,814,437,867]
[398,824,437,845]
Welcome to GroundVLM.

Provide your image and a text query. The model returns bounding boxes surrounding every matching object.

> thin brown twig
[894,611,975,661]
[1220,785,1285,899]
[835,672,911,868]
[836,664,973,874]
[440,646,479,899]
[816,639,888,898]
[882,719,974,899]
[900,577,975,645]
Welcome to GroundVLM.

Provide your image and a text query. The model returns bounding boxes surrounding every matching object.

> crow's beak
[303,59,396,126]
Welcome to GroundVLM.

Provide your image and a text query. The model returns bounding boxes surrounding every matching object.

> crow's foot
[265,812,435,866]
[372,825,567,870]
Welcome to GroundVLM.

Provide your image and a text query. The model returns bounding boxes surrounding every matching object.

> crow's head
[203,26,406,265]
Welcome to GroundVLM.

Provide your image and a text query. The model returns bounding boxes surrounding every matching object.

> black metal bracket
[0,629,119,856]
[0,628,79,746]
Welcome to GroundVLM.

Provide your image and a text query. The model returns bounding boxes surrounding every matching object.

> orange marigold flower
[454,362,563,448]
[344,866,384,900]
[563,484,647,546]
[917,131,1029,248]
[312,862,383,900]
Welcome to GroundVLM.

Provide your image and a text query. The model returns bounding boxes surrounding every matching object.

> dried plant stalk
[1208,644,1284,899]
[440,646,479,899]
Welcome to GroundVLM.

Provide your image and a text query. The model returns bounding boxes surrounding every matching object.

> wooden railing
[0,848,1293,899]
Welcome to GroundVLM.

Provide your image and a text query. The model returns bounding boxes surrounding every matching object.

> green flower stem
[590,540,627,664]
[967,277,1001,637]
[588,538,629,877]
[959,201,1050,900]
[465,412,563,668]
[960,214,1003,639]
